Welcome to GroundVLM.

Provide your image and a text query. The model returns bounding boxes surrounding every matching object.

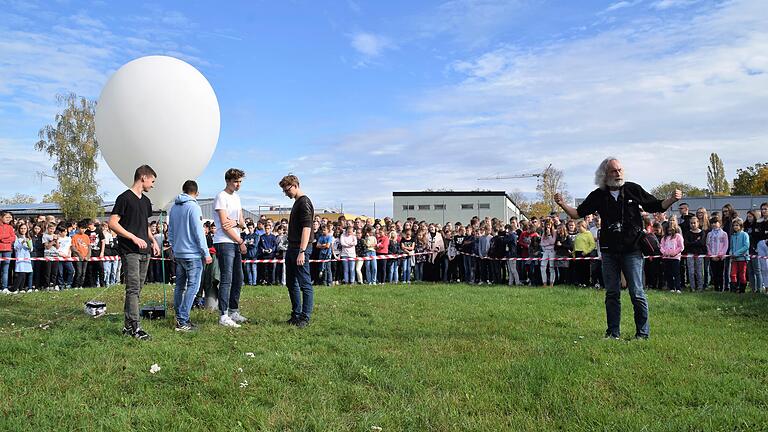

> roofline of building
[393,191,508,197]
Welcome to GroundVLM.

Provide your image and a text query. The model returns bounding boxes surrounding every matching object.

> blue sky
[1,0,766,216]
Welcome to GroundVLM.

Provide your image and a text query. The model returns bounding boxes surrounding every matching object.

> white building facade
[392,191,525,225]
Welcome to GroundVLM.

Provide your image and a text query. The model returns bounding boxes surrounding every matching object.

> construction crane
[477,164,552,181]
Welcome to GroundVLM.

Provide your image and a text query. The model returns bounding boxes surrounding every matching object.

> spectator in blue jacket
[242,222,259,285]
[257,223,277,284]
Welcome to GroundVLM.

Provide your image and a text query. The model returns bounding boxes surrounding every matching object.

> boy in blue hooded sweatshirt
[168,180,212,332]
[257,223,278,284]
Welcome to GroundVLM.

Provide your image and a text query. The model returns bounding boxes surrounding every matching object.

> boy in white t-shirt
[214,168,249,327]
[55,227,74,289]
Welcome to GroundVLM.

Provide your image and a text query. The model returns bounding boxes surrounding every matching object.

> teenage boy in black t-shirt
[108,165,160,341]
[279,174,314,327]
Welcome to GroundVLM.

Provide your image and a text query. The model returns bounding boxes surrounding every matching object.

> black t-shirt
[577,182,664,253]
[86,229,104,254]
[288,195,314,249]
[112,190,152,255]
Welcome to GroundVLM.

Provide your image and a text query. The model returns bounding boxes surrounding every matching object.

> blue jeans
[57,261,75,287]
[322,260,334,285]
[402,257,412,282]
[215,243,243,316]
[365,251,377,283]
[103,260,118,285]
[415,262,424,281]
[341,258,355,284]
[462,255,475,283]
[602,251,649,338]
[245,262,257,285]
[0,251,10,289]
[174,258,203,325]
[286,248,313,321]
[748,257,762,292]
[388,259,399,282]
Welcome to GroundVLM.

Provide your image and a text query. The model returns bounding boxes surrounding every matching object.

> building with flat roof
[392,191,525,225]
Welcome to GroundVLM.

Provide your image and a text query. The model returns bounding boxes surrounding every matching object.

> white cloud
[350,32,393,58]
[284,0,768,215]
[651,0,701,10]
[414,0,528,48]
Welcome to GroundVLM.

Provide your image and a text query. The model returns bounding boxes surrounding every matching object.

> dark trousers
[122,253,149,331]
[664,259,681,291]
[286,248,313,321]
[644,258,663,289]
[13,272,32,292]
[710,259,724,291]
[73,261,87,287]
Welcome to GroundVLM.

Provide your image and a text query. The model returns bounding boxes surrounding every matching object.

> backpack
[638,232,660,256]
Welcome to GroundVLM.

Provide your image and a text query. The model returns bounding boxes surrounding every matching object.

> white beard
[606,178,625,189]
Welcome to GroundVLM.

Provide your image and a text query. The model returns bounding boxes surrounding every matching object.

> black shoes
[286,316,310,328]
[122,327,152,340]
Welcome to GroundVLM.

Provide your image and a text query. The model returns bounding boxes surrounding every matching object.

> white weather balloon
[96,55,220,207]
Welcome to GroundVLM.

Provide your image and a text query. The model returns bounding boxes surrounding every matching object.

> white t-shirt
[213,190,242,244]
[57,235,72,257]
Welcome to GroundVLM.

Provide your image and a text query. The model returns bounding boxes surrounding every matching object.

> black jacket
[577,182,664,253]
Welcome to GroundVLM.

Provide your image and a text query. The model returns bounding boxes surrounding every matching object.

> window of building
[418,204,430,210]
[434,204,446,210]
[461,204,474,210]
[402,205,414,211]
[479,203,490,209]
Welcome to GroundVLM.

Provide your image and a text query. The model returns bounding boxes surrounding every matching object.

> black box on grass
[139,305,166,319]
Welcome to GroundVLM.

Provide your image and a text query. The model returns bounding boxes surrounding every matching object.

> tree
[536,166,569,211]
[0,193,36,205]
[706,153,729,196]
[650,181,707,198]
[34,93,102,220]
[731,163,768,195]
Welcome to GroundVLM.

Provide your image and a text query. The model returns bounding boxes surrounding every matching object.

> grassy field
[1,282,768,432]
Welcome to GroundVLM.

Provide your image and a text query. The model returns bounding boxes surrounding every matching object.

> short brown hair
[279,175,300,189]
[225,168,245,182]
[133,165,157,182]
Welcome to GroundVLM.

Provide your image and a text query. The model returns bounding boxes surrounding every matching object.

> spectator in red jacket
[0,211,17,291]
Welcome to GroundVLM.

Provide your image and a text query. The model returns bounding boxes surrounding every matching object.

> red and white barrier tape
[456,252,768,262]
[1,252,763,263]
[0,256,121,262]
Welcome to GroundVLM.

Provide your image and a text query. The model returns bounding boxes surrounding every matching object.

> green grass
[1,283,768,431]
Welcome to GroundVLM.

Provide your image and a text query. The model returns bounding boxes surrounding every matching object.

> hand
[205,256,213,265]
[554,193,564,206]
[297,251,306,266]
[239,242,247,255]
[152,242,160,256]
[133,236,148,250]
[671,189,683,201]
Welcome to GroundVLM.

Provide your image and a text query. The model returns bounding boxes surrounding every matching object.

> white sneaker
[1,288,9,294]
[229,311,248,323]
[219,315,241,328]
[53,286,60,291]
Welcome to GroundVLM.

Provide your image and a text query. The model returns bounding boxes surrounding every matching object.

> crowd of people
[3,201,766,295]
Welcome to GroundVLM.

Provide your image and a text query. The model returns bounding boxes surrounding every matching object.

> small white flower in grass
[238,368,243,373]
[245,352,255,358]
[240,380,248,388]
[150,364,161,374]
[371,426,382,432]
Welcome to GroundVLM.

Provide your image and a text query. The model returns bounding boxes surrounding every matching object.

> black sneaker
[134,328,151,340]
[295,319,310,328]
[175,322,197,333]
[286,316,300,325]
[121,327,133,337]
